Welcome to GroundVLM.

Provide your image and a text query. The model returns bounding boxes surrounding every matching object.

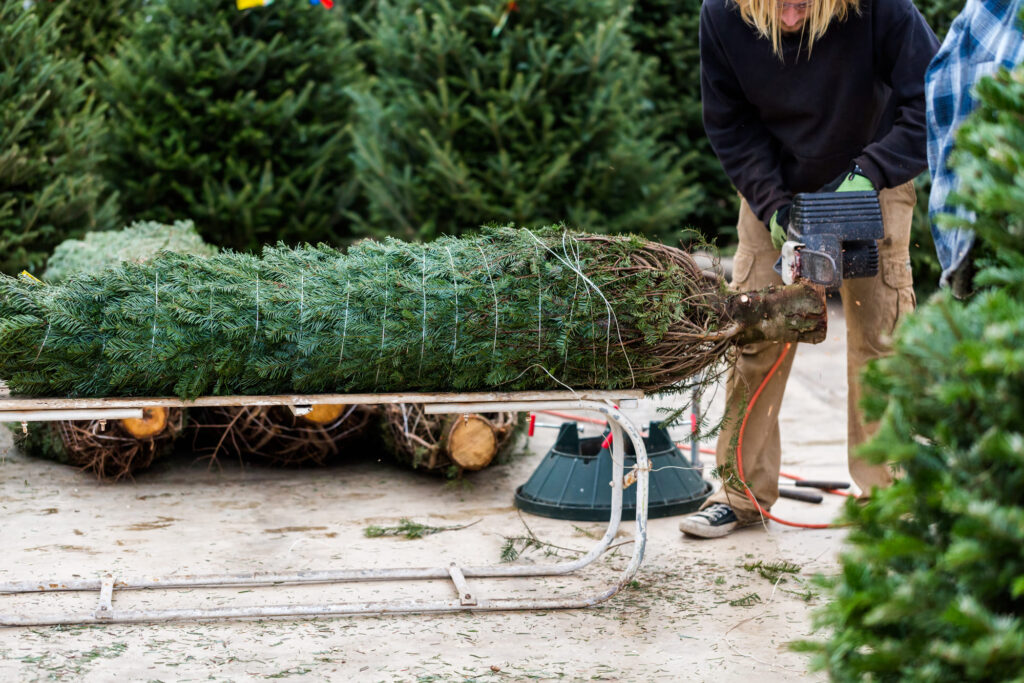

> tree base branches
[381,404,521,474]
[13,408,184,481]
[187,404,376,467]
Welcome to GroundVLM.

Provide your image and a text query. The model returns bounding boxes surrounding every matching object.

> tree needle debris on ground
[363,518,480,540]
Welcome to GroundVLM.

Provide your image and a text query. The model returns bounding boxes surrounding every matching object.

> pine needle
[363,518,479,540]
[728,592,762,607]
[742,560,802,584]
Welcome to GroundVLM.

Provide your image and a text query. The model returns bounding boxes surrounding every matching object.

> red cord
[538,388,850,517]
[735,342,840,528]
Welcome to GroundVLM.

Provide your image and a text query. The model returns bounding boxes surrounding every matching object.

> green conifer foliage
[0,227,731,399]
[30,0,143,65]
[0,3,118,274]
[44,220,217,283]
[803,64,1024,682]
[96,0,363,253]
[349,0,697,242]
[626,0,737,241]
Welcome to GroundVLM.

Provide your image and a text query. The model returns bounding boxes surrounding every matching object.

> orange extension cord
[735,342,844,529]
[539,351,853,529]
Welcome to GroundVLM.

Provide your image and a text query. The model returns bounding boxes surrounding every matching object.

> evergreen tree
[0,3,118,275]
[331,0,381,66]
[802,63,1024,682]
[626,0,738,241]
[349,0,698,242]
[0,227,824,400]
[96,0,364,253]
[44,220,217,283]
[30,0,143,65]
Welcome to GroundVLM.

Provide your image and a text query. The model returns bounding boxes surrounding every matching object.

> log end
[447,414,499,471]
[300,403,347,425]
[120,407,169,439]
[726,282,828,346]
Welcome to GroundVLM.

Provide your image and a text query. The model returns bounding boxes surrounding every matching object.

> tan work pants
[705,182,917,522]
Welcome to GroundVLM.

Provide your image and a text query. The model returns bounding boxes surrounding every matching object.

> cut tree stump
[16,409,185,481]
[382,404,521,474]
[447,414,499,471]
[720,282,827,346]
[120,407,169,439]
[301,404,347,425]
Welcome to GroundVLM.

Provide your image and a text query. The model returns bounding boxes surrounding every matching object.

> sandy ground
[0,300,855,682]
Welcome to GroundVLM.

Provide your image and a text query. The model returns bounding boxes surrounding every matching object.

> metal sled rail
[0,391,650,627]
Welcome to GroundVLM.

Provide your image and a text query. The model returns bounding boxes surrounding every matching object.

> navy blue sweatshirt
[699,0,939,224]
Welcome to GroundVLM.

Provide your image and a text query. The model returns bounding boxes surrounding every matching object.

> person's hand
[821,163,875,192]
[769,204,790,250]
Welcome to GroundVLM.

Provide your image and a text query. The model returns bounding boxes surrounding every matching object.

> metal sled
[0,389,650,627]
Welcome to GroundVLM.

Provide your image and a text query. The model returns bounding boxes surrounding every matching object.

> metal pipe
[0,589,631,627]
[0,390,642,412]
[1,398,651,626]
[0,408,143,423]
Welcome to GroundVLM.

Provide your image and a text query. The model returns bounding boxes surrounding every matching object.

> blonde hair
[733,0,861,58]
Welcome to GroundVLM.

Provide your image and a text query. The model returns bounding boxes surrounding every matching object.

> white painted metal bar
[95,575,114,620]
[0,397,651,626]
[0,389,642,411]
[0,408,143,423]
[447,564,477,606]
[0,591,634,627]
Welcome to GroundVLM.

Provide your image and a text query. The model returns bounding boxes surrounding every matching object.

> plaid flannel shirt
[925,0,1024,283]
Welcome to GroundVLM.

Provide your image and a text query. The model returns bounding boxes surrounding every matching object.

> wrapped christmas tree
[0,227,826,399]
[44,220,217,283]
[11,221,209,477]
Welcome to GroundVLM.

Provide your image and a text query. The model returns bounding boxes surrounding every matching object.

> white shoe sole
[678,518,738,538]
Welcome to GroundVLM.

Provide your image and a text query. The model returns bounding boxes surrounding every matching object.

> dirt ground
[0,300,856,682]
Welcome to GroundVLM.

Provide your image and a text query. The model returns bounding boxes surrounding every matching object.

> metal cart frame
[0,390,650,627]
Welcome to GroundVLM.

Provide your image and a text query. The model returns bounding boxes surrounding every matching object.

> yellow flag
[237,0,267,9]
[19,270,43,284]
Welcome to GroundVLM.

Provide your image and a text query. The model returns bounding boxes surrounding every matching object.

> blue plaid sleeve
[925,0,1024,282]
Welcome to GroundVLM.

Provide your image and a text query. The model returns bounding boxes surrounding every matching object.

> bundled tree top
[0,227,824,399]
[44,221,218,283]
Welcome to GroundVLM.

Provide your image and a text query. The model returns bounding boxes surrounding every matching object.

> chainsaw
[774,190,884,290]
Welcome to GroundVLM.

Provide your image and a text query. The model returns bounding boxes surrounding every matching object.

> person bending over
[679,0,937,538]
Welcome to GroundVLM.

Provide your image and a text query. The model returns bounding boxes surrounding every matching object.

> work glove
[820,163,875,193]
[769,204,790,250]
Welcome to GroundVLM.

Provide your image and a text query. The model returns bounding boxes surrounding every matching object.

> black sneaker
[678,503,748,538]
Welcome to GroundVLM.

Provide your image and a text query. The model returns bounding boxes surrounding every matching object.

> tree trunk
[300,404,347,425]
[446,414,499,471]
[120,406,169,439]
[724,283,827,346]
